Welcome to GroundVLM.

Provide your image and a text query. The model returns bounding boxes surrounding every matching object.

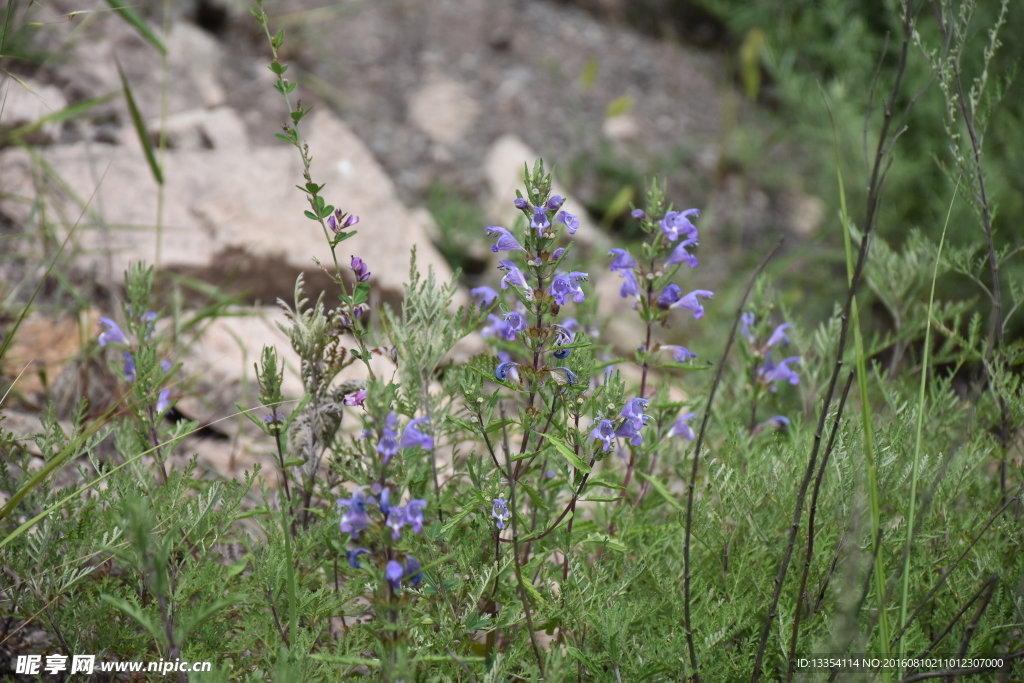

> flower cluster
[338,483,426,593]
[97,315,176,416]
[589,398,653,451]
[740,311,801,433]
[375,412,434,463]
[337,486,427,541]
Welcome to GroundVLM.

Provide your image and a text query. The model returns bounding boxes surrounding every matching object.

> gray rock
[0,109,453,305]
[483,133,607,250]
[0,77,69,142]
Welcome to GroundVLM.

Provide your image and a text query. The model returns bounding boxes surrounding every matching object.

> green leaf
[101,595,167,647]
[174,597,240,643]
[518,481,549,510]
[636,472,684,512]
[352,282,371,305]
[1,92,118,145]
[272,29,285,49]
[605,94,634,118]
[275,133,294,145]
[283,459,305,468]
[581,532,627,553]
[310,655,380,667]
[586,473,625,490]
[441,492,486,535]
[445,415,479,432]
[269,61,287,75]
[543,434,591,473]
[566,646,602,672]
[117,64,162,185]
[105,0,166,54]
[303,210,318,220]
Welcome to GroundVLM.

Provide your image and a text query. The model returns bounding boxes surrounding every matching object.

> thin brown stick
[786,371,855,682]
[500,406,545,678]
[892,488,1019,644]
[752,4,920,680]
[681,238,783,683]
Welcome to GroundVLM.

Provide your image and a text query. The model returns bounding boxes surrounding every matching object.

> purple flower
[379,487,392,515]
[386,506,406,539]
[665,238,699,268]
[481,314,509,339]
[631,209,646,219]
[514,197,529,210]
[123,352,136,383]
[156,389,171,414]
[405,499,427,533]
[401,416,434,450]
[660,209,699,242]
[328,210,359,234]
[471,286,500,307]
[531,206,551,233]
[404,556,423,587]
[589,419,616,451]
[98,318,126,347]
[487,226,524,253]
[338,487,371,537]
[669,290,714,319]
[492,498,510,530]
[350,256,371,283]
[760,357,801,388]
[765,323,792,349]
[615,420,644,446]
[661,345,697,362]
[657,284,682,308]
[668,412,697,440]
[347,548,369,568]
[545,469,557,479]
[495,361,520,383]
[546,195,564,210]
[385,560,404,590]
[552,247,566,261]
[741,312,756,342]
[160,360,173,374]
[549,271,588,306]
[263,412,286,424]
[757,415,791,433]
[608,248,637,273]
[619,270,641,298]
[503,310,528,340]
[376,412,399,463]
[555,210,579,234]
[621,398,649,430]
[498,260,531,298]
[344,389,367,406]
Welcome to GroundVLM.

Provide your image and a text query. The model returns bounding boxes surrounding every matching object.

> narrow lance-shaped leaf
[105,0,166,54]
[117,63,163,185]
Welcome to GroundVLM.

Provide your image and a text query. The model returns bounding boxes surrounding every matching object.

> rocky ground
[0,0,822,479]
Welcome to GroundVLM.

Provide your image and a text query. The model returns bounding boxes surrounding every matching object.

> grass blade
[897,177,958,663]
[104,0,166,54]
[117,62,163,185]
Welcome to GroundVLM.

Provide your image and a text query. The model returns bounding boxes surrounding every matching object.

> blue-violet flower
[98,318,126,347]
[401,416,434,450]
[376,412,399,463]
[487,226,523,253]
[492,498,510,530]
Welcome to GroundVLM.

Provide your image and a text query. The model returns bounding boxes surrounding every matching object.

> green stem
[896,177,957,670]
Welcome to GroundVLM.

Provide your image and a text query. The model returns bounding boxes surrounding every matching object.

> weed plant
[1,1,1023,682]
